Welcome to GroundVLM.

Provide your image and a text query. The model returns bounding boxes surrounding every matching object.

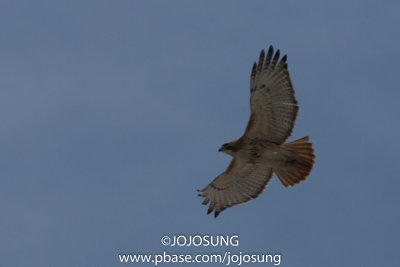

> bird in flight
[198,45,315,217]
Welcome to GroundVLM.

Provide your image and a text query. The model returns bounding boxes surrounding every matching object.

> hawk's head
[218,141,236,156]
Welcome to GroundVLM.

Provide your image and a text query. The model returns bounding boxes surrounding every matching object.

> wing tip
[265,45,274,66]
[257,50,265,71]
[251,62,257,77]
[268,45,273,54]
[272,49,280,66]
[260,49,265,58]
[202,198,210,205]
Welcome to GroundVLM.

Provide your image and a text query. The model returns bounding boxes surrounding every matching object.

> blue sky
[1,0,399,266]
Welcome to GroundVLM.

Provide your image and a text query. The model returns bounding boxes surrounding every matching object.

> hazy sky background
[1,0,399,266]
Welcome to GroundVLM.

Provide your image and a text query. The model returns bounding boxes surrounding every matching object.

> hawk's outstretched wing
[198,158,273,217]
[244,45,298,144]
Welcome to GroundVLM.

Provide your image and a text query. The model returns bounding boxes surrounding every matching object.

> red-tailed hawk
[198,45,315,217]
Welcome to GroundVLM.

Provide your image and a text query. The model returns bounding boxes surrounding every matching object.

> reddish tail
[275,136,315,187]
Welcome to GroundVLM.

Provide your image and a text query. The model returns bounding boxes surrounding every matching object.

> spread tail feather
[275,136,315,187]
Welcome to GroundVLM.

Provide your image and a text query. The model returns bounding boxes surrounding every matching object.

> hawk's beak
[218,147,223,152]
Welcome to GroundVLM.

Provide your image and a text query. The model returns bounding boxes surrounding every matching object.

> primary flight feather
[198,45,315,217]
